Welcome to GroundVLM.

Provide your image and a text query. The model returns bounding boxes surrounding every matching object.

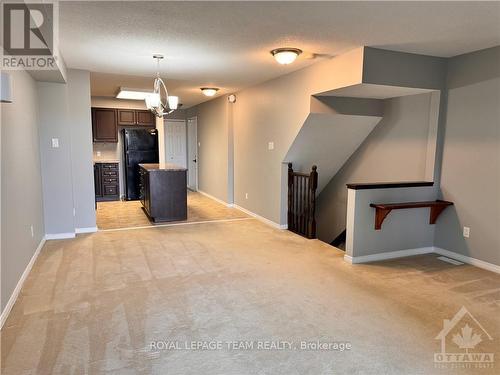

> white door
[187,117,198,191]
[164,120,187,168]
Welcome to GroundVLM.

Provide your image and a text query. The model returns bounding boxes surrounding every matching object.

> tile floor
[96,191,249,230]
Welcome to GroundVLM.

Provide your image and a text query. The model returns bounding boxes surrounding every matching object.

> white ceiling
[59,1,500,107]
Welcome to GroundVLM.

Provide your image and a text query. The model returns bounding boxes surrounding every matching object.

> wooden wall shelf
[369,200,453,230]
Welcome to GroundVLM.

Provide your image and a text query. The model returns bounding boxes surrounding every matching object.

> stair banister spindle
[287,163,294,231]
[287,163,318,239]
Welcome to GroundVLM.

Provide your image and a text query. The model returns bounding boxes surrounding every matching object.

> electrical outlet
[30,225,34,238]
[51,138,59,148]
[268,142,274,150]
[463,226,470,238]
[245,193,249,200]
[97,151,101,157]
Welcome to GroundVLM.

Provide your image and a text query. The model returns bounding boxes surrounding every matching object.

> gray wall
[1,70,45,311]
[233,48,365,224]
[188,96,232,203]
[346,186,437,258]
[38,83,76,235]
[435,46,500,266]
[362,47,447,90]
[68,71,95,229]
[316,93,434,243]
[38,70,96,235]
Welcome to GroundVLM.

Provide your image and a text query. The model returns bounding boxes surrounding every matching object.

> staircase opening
[330,229,346,251]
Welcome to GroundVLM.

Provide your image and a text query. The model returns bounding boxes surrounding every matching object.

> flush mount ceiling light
[201,87,219,97]
[116,87,154,100]
[145,54,179,117]
[270,48,302,65]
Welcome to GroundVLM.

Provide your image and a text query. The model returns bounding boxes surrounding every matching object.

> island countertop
[139,163,187,172]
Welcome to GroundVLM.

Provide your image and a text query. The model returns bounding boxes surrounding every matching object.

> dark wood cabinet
[94,162,120,201]
[139,164,187,223]
[117,109,155,127]
[136,110,155,126]
[117,109,136,126]
[92,108,155,143]
[92,108,118,142]
[94,164,102,197]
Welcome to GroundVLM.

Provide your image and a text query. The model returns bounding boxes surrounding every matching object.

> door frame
[187,116,198,191]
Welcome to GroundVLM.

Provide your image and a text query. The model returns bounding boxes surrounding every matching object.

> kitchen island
[139,163,188,223]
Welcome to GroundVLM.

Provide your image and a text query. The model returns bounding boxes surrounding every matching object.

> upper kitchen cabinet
[136,110,155,127]
[117,109,155,127]
[92,108,118,142]
[117,109,136,126]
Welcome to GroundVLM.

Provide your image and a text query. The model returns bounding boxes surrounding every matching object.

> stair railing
[287,163,318,239]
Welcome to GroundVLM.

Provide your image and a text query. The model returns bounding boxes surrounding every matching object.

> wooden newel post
[287,163,294,232]
[308,165,318,239]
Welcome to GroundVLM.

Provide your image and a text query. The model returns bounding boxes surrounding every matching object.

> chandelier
[145,54,179,117]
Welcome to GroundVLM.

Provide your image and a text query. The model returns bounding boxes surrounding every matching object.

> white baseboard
[344,247,435,264]
[344,246,500,274]
[433,247,500,274]
[45,232,76,240]
[197,190,233,208]
[75,226,98,234]
[197,190,287,230]
[0,236,46,329]
[232,204,285,230]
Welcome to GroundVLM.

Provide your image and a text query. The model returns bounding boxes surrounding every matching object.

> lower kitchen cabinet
[94,162,120,201]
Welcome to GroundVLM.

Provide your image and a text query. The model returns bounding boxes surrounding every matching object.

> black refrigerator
[123,128,159,200]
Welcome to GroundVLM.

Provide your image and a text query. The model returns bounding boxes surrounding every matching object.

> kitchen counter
[139,163,187,172]
[94,159,120,164]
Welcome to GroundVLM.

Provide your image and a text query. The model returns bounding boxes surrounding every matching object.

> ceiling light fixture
[271,48,302,65]
[201,87,219,97]
[146,54,179,117]
[116,87,154,100]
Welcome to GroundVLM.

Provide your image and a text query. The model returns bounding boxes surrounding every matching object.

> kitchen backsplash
[93,142,120,161]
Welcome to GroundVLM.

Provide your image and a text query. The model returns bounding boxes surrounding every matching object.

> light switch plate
[51,138,59,148]
[463,226,470,238]
[268,142,274,150]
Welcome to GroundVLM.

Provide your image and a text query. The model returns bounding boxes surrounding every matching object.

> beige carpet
[96,191,249,230]
[1,219,499,374]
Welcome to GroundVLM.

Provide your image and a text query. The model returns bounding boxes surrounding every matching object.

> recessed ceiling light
[270,48,302,65]
[201,87,219,97]
[116,87,154,100]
